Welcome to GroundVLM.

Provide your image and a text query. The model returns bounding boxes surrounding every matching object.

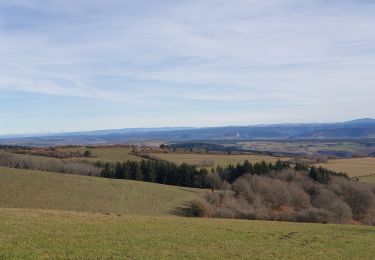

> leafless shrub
[302,181,322,199]
[311,189,336,208]
[288,184,311,210]
[232,177,256,203]
[328,200,352,223]
[190,198,213,217]
[363,208,375,226]
[328,182,344,197]
[203,172,222,190]
[254,177,291,209]
[220,181,232,191]
[214,197,249,219]
[203,191,232,208]
[198,159,215,168]
[0,151,101,176]
[334,177,375,219]
[190,169,375,225]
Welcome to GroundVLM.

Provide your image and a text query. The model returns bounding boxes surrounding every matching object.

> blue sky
[0,0,374,135]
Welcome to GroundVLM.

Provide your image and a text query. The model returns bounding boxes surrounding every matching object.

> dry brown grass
[59,147,143,162]
[317,157,375,177]
[359,175,375,184]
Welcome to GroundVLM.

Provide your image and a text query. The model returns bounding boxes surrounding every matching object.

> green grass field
[1,166,375,259]
[317,157,375,178]
[0,167,204,216]
[148,152,284,168]
[1,208,374,259]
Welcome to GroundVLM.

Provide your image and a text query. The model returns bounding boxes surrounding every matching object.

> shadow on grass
[170,202,195,217]
[176,187,203,194]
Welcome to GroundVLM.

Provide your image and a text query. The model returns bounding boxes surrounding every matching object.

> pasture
[0,167,204,216]
[0,208,374,259]
[1,166,375,259]
[359,175,375,184]
[317,157,375,177]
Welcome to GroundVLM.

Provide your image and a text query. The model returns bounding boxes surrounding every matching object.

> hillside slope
[0,167,204,216]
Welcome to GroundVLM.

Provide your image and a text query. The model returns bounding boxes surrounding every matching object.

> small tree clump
[84,150,92,157]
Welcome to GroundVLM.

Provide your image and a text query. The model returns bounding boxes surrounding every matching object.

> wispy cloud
[0,0,374,133]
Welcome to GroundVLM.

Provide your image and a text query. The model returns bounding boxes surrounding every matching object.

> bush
[232,177,256,203]
[288,184,311,210]
[220,197,255,219]
[254,177,290,209]
[190,169,375,225]
[84,150,92,157]
[328,200,352,223]
[190,198,213,217]
[363,208,375,226]
[311,189,336,209]
[336,178,375,219]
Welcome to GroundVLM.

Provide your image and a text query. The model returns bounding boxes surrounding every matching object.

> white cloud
[0,0,374,132]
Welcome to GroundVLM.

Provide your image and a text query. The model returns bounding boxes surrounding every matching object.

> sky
[0,0,375,135]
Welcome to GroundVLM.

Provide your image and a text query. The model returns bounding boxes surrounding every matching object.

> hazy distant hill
[1,118,375,146]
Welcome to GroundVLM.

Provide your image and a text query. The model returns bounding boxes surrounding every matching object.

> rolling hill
[1,167,375,259]
[1,118,375,146]
[0,167,204,216]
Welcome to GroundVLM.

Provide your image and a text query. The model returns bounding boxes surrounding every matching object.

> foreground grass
[1,208,374,259]
[0,167,204,216]
[317,157,375,178]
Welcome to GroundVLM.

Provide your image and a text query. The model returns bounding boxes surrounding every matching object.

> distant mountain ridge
[1,118,374,146]
[342,118,375,125]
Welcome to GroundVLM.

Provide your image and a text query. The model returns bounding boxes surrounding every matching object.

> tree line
[95,159,346,189]
[96,160,209,188]
[0,151,101,176]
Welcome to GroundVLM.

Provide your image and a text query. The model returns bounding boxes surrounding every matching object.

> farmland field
[59,146,143,162]
[0,167,204,216]
[148,152,284,168]
[237,140,375,157]
[28,146,285,167]
[1,208,374,259]
[317,157,375,177]
[359,175,375,184]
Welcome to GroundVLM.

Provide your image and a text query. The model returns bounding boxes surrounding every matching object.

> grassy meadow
[359,175,375,184]
[1,208,375,259]
[0,167,204,216]
[317,157,375,178]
